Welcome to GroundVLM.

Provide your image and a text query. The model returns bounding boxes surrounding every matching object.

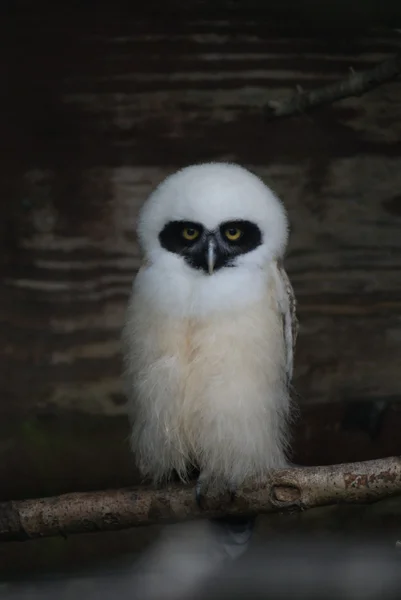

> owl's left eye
[182,227,199,241]
[224,227,243,242]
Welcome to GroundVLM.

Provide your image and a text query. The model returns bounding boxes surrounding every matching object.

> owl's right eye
[182,227,199,241]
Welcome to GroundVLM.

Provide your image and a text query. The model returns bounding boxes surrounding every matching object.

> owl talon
[195,478,204,509]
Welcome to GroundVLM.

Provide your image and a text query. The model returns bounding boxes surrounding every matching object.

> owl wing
[275,261,298,385]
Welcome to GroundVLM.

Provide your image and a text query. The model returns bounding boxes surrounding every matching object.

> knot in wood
[271,485,301,504]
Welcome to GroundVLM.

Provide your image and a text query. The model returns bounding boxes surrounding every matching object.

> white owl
[123,162,298,501]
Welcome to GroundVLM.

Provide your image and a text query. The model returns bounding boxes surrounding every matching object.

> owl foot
[195,474,208,509]
[195,474,237,509]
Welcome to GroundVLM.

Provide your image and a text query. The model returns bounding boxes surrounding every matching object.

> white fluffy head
[138,162,288,268]
[135,163,289,317]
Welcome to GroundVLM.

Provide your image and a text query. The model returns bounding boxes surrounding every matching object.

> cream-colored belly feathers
[123,272,291,489]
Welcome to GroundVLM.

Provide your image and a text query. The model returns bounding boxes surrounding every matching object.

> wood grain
[1,4,401,424]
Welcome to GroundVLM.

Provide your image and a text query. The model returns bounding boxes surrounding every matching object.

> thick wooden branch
[265,52,401,118]
[1,457,401,542]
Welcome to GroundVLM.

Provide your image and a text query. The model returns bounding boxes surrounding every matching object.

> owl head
[137,162,289,278]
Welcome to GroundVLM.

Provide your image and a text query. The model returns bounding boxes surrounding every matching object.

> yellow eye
[182,227,199,241]
[225,227,242,241]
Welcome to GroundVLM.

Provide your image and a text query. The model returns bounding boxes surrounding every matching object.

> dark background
[1,0,401,578]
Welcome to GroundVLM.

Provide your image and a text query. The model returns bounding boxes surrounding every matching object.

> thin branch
[265,52,401,118]
[1,457,401,542]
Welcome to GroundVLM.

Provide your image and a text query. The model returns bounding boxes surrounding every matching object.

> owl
[123,162,298,502]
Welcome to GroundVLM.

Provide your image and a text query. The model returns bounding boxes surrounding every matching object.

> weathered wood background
[1,0,401,580]
[1,0,401,503]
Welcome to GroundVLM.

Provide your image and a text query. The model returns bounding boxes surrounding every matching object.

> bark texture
[1,457,401,542]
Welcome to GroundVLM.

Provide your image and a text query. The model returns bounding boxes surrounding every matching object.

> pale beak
[207,238,216,275]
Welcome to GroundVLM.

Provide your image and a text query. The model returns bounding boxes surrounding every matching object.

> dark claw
[229,488,236,503]
[195,478,204,509]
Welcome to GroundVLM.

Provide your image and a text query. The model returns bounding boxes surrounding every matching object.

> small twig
[265,52,401,118]
[1,457,401,542]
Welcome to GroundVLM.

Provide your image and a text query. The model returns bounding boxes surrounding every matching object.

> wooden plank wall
[1,3,401,438]
[0,0,401,498]
[1,1,401,574]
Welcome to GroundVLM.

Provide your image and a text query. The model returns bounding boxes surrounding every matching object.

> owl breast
[124,270,291,487]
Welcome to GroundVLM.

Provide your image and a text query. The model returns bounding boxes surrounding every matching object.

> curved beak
[207,237,216,275]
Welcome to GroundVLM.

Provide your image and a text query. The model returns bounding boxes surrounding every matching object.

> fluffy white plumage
[123,162,297,490]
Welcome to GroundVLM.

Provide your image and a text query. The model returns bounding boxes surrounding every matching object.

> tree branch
[1,457,401,542]
[265,52,401,118]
